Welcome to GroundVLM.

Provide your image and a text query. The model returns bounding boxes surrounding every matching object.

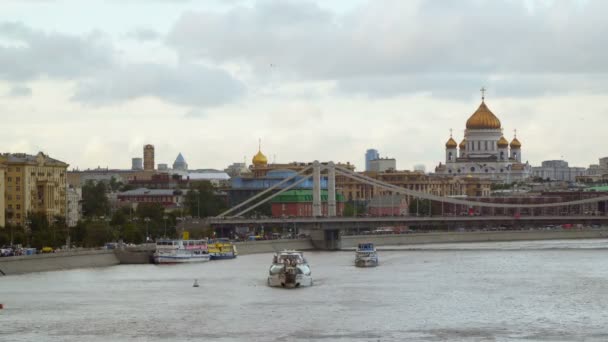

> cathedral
[435,91,531,182]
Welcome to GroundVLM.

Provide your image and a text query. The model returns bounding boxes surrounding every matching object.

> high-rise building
[369,158,396,172]
[365,149,379,171]
[143,144,155,171]
[131,158,143,170]
[2,152,68,226]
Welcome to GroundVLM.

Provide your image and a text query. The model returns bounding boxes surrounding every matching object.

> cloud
[7,84,32,97]
[72,63,245,107]
[0,21,114,81]
[125,28,161,41]
[167,0,608,98]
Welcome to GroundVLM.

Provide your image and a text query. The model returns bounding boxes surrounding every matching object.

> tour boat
[208,238,238,260]
[153,239,211,264]
[355,243,378,267]
[267,250,313,288]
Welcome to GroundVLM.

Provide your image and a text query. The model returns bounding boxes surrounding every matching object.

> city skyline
[1,0,607,171]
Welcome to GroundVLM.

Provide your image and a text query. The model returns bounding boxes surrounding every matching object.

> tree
[184,182,227,218]
[82,180,110,217]
[409,199,432,216]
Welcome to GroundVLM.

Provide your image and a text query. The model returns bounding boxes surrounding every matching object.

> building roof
[174,153,186,164]
[270,189,345,203]
[119,188,184,196]
[585,185,608,192]
[188,172,230,180]
[4,152,68,167]
[466,100,501,130]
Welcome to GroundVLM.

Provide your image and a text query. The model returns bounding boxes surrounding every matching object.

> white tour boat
[355,243,378,267]
[267,250,313,288]
[153,239,211,264]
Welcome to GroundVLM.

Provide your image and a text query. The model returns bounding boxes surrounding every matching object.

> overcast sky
[0,0,606,172]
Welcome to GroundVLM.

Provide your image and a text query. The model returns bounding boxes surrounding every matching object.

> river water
[2,239,608,341]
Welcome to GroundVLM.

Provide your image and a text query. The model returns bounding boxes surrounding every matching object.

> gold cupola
[510,136,521,149]
[459,138,466,149]
[252,139,268,166]
[466,100,501,130]
[445,137,457,149]
[497,136,509,148]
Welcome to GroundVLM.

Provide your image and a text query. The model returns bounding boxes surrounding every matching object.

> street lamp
[144,217,151,242]
[163,215,168,237]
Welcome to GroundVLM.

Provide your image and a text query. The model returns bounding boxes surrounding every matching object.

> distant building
[365,149,379,172]
[368,195,409,216]
[172,153,188,171]
[117,188,186,210]
[369,158,396,173]
[270,190,345,217]
[413,164,426,173]
[66,185,82,227]
[2,152,68,226]
[131,158,143,171]
[143,144,155,171]
[158,163,168,171]
[532,160,586,182]
[224,162,250,178]
[0,161,5,227]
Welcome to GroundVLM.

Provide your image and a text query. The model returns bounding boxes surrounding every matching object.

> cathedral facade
[435,95,531,183]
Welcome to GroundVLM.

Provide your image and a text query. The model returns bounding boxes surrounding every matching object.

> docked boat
[355,243,378,267]
[208,238,238,260]
[153,239,210,264]
[267,250,313,288]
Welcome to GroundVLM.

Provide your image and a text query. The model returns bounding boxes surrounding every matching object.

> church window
[471,142,474,151]
[477,141,481,150]
[470,167,476,172]
[500,151,505,160]
[500,169,504,172]
[448,169,452,173]
[514,152,518,159]
[448,152,453,161]
[485,169,489,173]
[457,169,461,173]
[484,141,488,150]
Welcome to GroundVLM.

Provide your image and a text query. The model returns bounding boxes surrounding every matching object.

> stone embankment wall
[340,229,608,249]
[235,239,314,255]
[0,250,119,276]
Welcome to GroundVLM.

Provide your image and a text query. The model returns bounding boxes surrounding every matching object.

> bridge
[211,161,608,249]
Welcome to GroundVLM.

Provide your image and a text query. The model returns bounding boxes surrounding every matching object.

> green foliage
[343,201,366,217]
[82,180,110,217]
[82,222,113,248]
[184,182,227,218]
[409,199,432,216]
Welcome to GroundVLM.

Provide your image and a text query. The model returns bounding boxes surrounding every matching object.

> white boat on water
[355,243,378,267]
[153,239,211,264]
[267,250,313,288]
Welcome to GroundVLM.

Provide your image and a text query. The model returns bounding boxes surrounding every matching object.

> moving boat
[355,243,378,267]
[153,239,210,264]
[267,250,313,288]
[208,238,238,260]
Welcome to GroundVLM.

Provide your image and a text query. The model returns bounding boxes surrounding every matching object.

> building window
[7,177,11,182]
[477,141,481,150]
[484,141,488,150]
[16,204,20,210]
[7,195,11,200]
[16,213,21,218]
[470,167,476,172]
[16,177,20,182]
[16,167,20,172]
[471,142,474,151]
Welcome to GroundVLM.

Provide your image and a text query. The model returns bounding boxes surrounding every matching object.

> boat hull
[210,253,237,260]
[267,274,313,288]
[153,254,211,264]
[355,258,378,267]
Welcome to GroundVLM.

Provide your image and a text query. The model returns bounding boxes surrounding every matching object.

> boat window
[269,265,284,275]
[297,265,311,275]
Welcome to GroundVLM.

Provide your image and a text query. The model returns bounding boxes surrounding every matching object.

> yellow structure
[3,152,68,226]
[0,157,5,227]
[144,144,155,171]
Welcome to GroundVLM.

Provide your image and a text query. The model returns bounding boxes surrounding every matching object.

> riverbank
[2,229,607,276]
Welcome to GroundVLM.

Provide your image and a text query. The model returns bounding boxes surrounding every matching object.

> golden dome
[252,150,267,166]
[510,137,521,149]
[466,101,501,129]
[459,139,466,149]
[445,137,457,148]
[497,136,509,148]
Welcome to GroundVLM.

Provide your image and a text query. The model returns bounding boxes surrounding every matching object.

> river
[2,239,608,341]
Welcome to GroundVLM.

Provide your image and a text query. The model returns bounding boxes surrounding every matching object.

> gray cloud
[167,0,608,97]
[72,63,245,107]
[0,22,114,81]
[7,84,32,97]
[126,28,161,42]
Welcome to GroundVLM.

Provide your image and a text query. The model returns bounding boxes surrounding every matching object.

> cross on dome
[480,86,486,101]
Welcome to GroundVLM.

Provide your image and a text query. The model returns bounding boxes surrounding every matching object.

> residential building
[3,152,69,226]
[270,190,345,217]
[66,185,82,227]
[532,160,586,182]
[117,188,186,210]
[369,157,396,173]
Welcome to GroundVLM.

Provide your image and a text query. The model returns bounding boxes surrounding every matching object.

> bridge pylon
[312,160,322,217]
